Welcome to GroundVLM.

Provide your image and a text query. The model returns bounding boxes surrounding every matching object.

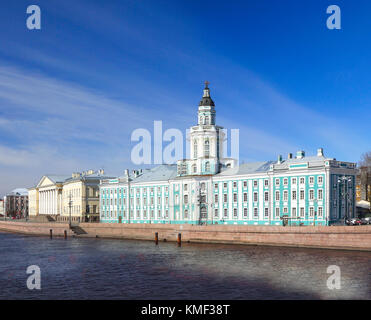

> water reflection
[0,232,370,300]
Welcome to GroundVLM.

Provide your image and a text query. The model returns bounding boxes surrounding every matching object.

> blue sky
[0,0,370,196]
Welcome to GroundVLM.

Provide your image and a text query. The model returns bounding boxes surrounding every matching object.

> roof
[8,188,29,196]
[45,175,71,184]
[64,174,115,184]
[216,161,275,177]
[117,165,178,184]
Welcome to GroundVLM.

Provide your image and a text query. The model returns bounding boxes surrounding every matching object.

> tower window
[204,139,209,157]
[205,116,209,125]
[205,161,210,171]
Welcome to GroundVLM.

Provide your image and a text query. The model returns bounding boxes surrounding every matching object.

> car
[346,218,362,226]
[360,217,371,225]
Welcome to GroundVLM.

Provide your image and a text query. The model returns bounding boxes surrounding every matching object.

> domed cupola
[199,81,215,106]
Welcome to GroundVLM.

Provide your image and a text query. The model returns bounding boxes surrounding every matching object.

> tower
[177,82,226,176]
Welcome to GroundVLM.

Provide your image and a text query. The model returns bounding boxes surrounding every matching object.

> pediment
[37,176,55,188]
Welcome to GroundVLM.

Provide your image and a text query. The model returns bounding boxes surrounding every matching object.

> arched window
[205,161,210,172]
[204,139,209,157]
[192,164,197,173]
[205,116,209,125]
[200,116,203,125]
[193,140,198,159]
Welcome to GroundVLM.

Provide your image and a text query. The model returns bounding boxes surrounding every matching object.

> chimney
[277,155,282,164]
[317,148,324,157]
[296,150,305,159]
[287,153,293,160]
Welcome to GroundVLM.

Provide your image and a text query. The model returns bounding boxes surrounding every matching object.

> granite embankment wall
[0,221,370,251]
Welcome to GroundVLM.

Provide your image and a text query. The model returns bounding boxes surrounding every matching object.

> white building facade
[100,84,357,226]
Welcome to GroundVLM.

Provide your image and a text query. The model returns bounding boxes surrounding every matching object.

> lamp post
[338,175,353,224]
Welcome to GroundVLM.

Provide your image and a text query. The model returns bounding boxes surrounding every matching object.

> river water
[0,232,369,300]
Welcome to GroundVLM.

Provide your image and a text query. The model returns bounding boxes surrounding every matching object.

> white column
[47,191,50,214]
[41,191,44,214]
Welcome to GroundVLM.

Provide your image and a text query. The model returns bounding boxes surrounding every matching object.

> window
[254,208,258,217]
[165,210,169,218]
[300,177,305,184]
[300,190,305,200]
[254,192,258,202]
[215,194,218,202]
[244,181,247,188]
[253,180,258,187]
[184,195,188,204]
[264,207,269,217]
[233,193,237,202]
[318,189,323,200]
[184,209,189,219]
[233,208,237,218]
[275,191,280,201]
[224,194,227,203]
[224,183,227,189]
[205,161,210,171]
[292,190,297,200]
[244,192,248,202]
[214,183,218,190]
[224,208,228,218]
[205,116,209,125]
[283,178,288,186]
[275,207,280,217]
[309,190,314,200]
[283,191,288,201]
[204,139,209,157]
[292,207,297,217]
[318,176,323,185]
[143,210,147,218]
[283,207,288,214]
[275,178,280,186]
[264,191,269,202]
[201,183,206,191]
[192,164,197,173]
[292,178,297,185]
[150,198,154,205]
[175,195,179,205]
[309,207,314,217]
[264,179,269,187]
[309,176,314,184]
[193,140,197,159]
[244,208,248,218]
[214,208,218,218]
[300,207,305,217]
[318,207,323,217]
[184,184,188,191]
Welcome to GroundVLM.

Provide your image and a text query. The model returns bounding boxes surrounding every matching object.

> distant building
[100,84,357,226]
[4,188,29,218]
[28,170,114,222]
[0,199,4,217]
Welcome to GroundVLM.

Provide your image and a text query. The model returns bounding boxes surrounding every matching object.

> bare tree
[359,151,371,167]
[358,151,371,202]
